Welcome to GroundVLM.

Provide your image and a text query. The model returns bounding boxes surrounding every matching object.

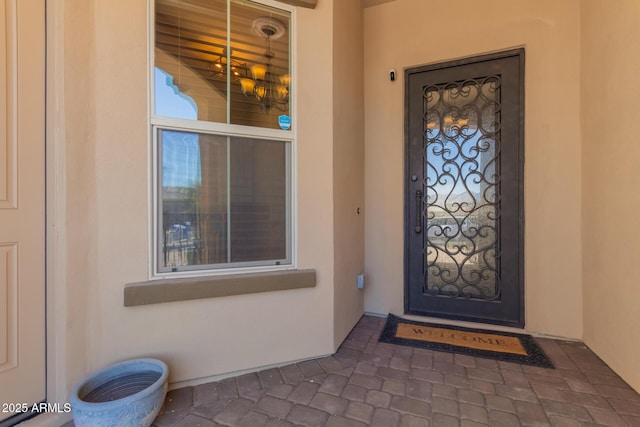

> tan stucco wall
[363,0,583,339]
[55,0,96,396]
[55,0,341,388]
[332,0,365,348]
[581,0,640,392]
[35,0,640,413]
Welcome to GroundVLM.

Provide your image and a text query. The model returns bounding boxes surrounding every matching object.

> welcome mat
[379,314,553,368]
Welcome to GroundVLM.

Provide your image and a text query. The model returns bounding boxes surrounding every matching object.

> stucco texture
[46,0,640,412]
[363,0,583,340]
[581,0,640,393]
[57,0,346,387]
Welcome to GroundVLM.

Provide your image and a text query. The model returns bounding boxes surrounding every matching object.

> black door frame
[404,48,525,328]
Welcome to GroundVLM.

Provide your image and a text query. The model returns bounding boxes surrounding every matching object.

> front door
[405,50,524,327]
[0,0,46,424]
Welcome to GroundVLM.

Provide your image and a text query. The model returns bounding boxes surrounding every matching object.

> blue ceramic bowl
[69,358,168,427]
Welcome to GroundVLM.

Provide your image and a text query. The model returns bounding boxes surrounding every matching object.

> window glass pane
[155,67,199,120]
[230,2,290,128]
[155,0,228,122]
[230,137,288,262]
[154,0,291,130]
[158,129,289,271]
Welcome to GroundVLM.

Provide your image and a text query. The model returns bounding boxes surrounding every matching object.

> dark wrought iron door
[405,50,524,327]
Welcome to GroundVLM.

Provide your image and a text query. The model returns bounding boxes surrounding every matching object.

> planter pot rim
[70,358,168,411]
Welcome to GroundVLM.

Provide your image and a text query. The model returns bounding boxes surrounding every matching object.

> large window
[152,0,293,274]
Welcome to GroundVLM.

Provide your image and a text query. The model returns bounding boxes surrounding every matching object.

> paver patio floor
[149,315,640,426]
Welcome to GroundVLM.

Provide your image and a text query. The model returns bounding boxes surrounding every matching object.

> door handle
[415,190,422,233]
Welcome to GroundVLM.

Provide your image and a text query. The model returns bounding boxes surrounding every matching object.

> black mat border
[379,314,554,368]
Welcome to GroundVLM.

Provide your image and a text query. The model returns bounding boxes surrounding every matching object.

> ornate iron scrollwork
[422,76,502,300]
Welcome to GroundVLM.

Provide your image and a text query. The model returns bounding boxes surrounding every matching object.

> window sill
[124,269,316,307]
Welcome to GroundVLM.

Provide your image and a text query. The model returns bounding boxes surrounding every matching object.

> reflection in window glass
[154,68,198,120]
[154,0,290,130]
[158,129,290,271]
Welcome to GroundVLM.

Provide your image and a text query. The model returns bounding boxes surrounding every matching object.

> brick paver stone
[434,361,467,377]
[488,410,522,427]
[267,383,294,399]
[265,420,295,427]
[399,414,430,427]
[525,373,570,389]
[457,389,484,406]
[485,394,516,413]
[361,353,391,367]
[370,408,401,427]
[596,384,640,401]
[237,372,261,395]
[432,397,460,417]
[258,368,285,389]
[412,368,444,384]
[218,377,239,399]
[531,383,567,401]
[279,364,304,384]
[299,360,325,378]
[256,395,293,419]
[587,407,628,427]
[192,399,229,420]
[434,352,454,363]
[563,389,611,409]
[287,405,330,427]
[354,362,378,376]
[540,399,594,422]
[468,379,495,394]
[288,381,320,405]
[390,396,432,418]
[383,379,407,396]
[325,416,367,427]
[498,361,524,372]
[341,384,367,402]
[432,383,457,400]
[153,412,190,427]
[349,373,383,390]
[514,400,550,426]
[548,415,583,426]
[406,379,432,401]
[213,398,253,426]
[431,413,461,427]
[377,366,409,381]
[390,356,412,372]
[566,379,598,394]
[411,354,433,370]
[454,354,477,368]
[174,414,217,427]
[164,387,194,414]
[460,403,488,424]
[318,356,345,374]
[319,374,349,396]
[338,347,364,360]
[495,384,539,403]
[192,382,219,407]
[445,374,471,388]
[609,397,640,415]
[501,369,530,387]
[345,401,373,424]
[621,414,640,426]
[309,393,349,415]
[467,368,504,384]
[147,315,640,427]
[238,411,269,427]
[365,390,392,408]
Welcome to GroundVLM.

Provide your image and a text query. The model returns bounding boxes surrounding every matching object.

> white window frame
[148,0,297,279]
